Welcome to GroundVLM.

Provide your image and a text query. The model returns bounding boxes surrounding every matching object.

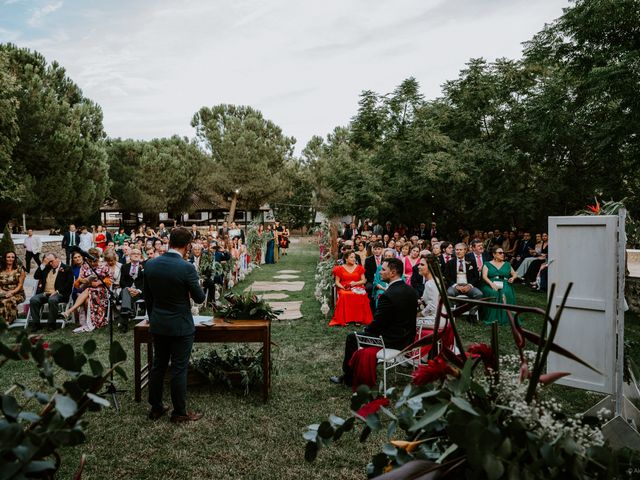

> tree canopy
[305,0,640,233]
[0,43,110,226]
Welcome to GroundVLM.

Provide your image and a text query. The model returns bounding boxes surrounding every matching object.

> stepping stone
[259,293,289,300]
[246,281,305,292]
[277,270,300,274]
[273,274,300,280]
[269,301,303,320]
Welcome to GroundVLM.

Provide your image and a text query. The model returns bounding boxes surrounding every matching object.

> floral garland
[312,220,335,316]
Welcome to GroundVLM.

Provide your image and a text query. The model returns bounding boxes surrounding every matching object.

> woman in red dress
[329,251,373,327]
[94,225,107,252]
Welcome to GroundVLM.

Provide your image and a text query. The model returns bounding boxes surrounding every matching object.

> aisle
[244,255,304,320]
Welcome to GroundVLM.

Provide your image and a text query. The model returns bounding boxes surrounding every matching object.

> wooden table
[133,318,271,403]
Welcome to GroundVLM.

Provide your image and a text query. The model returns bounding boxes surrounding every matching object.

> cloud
[28,1,63,27]
[5,0,568,152]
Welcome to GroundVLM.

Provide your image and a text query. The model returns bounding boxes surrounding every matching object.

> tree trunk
[227,193,238,223]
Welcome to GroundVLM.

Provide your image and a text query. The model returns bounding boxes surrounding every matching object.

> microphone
[70,246,98,262]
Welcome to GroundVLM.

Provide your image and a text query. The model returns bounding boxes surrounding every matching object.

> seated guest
[29,253,74,331]
[511,232,533,270]
[403,245,420,284]
[330,258,418,386]
[465,239,490,272]
[481,246,518,325]
[417,254,439,318]
[119,248,145,326]
[364,242,384,309]
[104,250,122,288]
[523,232,549,284]
[355,242,367,266]
[70,251,84,302]
[444,243,483,317]
[439,241,454,269]
[329,250,373,327]
[63,248,112,332]
[0,251,26,325]
[371,249,399,309]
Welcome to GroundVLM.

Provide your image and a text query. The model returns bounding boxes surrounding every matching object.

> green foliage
[0,51,23,205]
[191,104,296,212]
[106,136,209,215]
[0,44,110,224]
[0,224,17,260]
[190,345,264,396]
[245,220,263,260]
[0,321,127,478]
[308,0,640,232]
[213,291,282,321]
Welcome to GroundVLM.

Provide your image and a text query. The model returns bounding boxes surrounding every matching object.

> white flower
[320,301,330,316]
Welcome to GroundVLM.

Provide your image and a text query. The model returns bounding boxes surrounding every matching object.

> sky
[1,0,569,152]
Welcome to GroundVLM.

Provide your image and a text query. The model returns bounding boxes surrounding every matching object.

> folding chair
[10,278,38,329]
[355,333,420,395]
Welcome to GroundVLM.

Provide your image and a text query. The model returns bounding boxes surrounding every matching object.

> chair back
[355,334,385,350]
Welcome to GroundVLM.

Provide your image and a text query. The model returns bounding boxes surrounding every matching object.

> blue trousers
[148,333,194,417]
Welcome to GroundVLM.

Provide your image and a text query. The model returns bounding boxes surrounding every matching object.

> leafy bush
[0,320,127,479]
[191,345,264,395]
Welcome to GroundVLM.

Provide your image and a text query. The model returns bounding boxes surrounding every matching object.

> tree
[106,136,209,219]
[0,51,23,205]
[191,104,296,221]
[0,44,110,225]
[0,224,17,259]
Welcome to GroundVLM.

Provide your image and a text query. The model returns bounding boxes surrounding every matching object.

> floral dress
[0,267,25,324]
[73,262,113,332]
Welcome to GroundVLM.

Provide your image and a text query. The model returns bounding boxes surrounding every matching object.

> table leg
[263,328,270,403]
[134,335,141,402]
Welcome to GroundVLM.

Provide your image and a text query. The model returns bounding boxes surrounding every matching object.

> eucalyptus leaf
[82,339,97,355]
[1,395,19,420]
[450,396,479,416]
[52,343,77,371]
[87,393,110,407]
[409,403,448,432]
[54,394,77,419]
[109,341,127,364]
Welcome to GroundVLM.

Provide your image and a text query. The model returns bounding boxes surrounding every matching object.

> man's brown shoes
[148,406,169,420]
[169,412,204,424]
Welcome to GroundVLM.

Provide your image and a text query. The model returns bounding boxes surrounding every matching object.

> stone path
[269,301,303,320]
[247,281,305,292]
[259,293,289,300]
[247,265,306,319]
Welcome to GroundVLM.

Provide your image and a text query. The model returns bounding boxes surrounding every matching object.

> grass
[1,239,639,479]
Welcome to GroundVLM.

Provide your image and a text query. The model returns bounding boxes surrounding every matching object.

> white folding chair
[10,278,39,329]
[355,333,420,395]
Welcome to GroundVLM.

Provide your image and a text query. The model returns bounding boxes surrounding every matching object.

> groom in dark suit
[144,227,206,423]
[330,257,418,386]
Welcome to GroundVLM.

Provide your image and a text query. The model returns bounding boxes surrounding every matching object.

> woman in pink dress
[329,251,373,327]
[403,245,421,284]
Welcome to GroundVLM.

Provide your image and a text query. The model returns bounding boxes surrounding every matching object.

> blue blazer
[143,251,206,336]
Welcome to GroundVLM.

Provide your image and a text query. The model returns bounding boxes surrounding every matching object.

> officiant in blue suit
[144,227,206,423]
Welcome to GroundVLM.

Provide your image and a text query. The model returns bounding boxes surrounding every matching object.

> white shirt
[420,279,440,317]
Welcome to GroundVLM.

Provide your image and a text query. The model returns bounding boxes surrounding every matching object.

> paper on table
[193,315,214,325]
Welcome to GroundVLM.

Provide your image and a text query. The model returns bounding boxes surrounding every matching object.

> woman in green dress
[480,246,518,325]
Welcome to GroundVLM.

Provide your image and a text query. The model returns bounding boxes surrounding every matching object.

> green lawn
[1,240,638,479]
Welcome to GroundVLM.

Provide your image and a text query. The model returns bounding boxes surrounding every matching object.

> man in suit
[465,239,491,272]
[445,243,483,320]
[190,224,200,240]
[118,248,145,329]
[29,253,74,331]
[330,257,418,386]
[144,227,206,423]
[428,222,438,241]
[416,222,429,241]
[61,224,81,265]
